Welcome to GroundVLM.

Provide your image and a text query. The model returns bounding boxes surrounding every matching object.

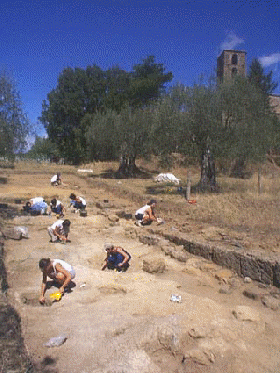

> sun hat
[104,243,114,251]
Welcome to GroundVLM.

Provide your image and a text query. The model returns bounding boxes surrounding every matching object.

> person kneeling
[48,219,71,243]
[101,244,131,272]
[135,199,158,226]
[38,258,75,304]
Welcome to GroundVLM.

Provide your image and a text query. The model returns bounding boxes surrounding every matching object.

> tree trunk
[116,155,139,178]
[229,157,247,178]
[198,148,217,192]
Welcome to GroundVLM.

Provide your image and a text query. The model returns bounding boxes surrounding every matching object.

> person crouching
[48,219,71,243]
[101,244,131,272]
[38,258,75,304]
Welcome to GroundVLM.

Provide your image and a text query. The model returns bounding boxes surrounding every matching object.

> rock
[157,323,181,352]
[14,226,28,238]
[111,350,161,373]
[116,210,133,220]
[243,286,269,301]
[219,284,232,294]
[96,200,115,209]
[214,269,234,283]
[183,349,215,366]
[199,262,219,273]
[244,276,252,283]
[107,214,119,223]
[232,306,261,322]
[183,264,202,277]
[189,326,212,339]
[228,277,242,289]
[3,227,22,240]
[169,246,188,262]
[270,287,280,299]
[139,235,160,246]
[261,295,280,311]
[44,335,67,347]
[142,256,165,273]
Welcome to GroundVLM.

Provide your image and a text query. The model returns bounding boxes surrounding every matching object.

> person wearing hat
[135,199,158,226]
[101,244,131,272]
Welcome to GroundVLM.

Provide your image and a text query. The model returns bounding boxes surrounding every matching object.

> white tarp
[155,173,180,184]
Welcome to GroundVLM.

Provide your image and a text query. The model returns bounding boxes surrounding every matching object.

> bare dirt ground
[1,161,280,372]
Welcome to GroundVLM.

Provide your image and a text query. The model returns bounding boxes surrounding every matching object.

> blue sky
[1,0,280,137]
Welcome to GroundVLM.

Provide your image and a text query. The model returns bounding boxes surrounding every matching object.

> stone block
[243,286,269,301]
[142,256,165,273]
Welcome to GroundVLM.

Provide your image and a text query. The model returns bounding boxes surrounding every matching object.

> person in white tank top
[38,258,75,304]
[135,199,158,226]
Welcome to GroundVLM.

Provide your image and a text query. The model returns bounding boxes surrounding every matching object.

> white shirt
[31,197,44,204]
[50,199,62,207]
[51,174,58,183]
[50,219,64,230]
[52,259,75,279]
[135,204,150,216]
[78,196,86,206]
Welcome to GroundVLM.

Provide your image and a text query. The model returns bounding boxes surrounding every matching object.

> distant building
[217,49,280,117]
[217,50,246,82]
[269,94,280,117]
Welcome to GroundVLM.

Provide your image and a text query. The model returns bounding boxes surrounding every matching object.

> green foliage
[41,56,172,164]
[27,136,59,160]
[85,111,119,161]
[248,58,278,95]
[40,65,106,164]
[217,76,279,162]
[129,56,173,107]
[0,71,30,159]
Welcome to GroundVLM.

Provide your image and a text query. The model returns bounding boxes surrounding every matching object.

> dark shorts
[135,213,144,220]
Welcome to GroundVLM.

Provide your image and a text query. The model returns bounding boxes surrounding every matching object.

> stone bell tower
[217,50,246,82]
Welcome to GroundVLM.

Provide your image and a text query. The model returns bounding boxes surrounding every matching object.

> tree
[174,83,222,191]
[41,57,172,165]
[40,65,106,164]
[128,56,173,107]
[218,76,279,177]
[0,71,29,160]
[27,136,59,161]
[248,58,278,95]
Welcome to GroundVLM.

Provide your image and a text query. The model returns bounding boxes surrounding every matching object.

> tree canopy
[41,56,172,164]
[248,58,278,95]
[0,71,30,159]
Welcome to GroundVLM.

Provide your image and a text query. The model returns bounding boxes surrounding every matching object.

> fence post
[257,168,262,195]
[186,176,191,201]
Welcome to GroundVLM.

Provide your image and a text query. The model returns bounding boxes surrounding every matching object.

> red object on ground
[188,200,197,204]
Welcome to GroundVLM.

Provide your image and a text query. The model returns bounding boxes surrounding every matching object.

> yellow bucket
[50,292,62,302]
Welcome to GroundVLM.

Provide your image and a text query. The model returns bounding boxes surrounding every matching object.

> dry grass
[1,158,280,253]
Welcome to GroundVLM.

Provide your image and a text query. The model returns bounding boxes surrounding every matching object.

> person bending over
[49,198,65,217]
[39,258,75,304]
[24,197,48,215]
[101,243,131,272]
[69,193,86,210]
[135,199,158,226]
[48,219,71,243]
[50,172,62,186]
